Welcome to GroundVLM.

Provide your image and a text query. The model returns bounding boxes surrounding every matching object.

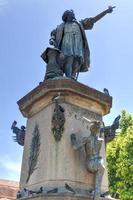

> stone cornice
[18,79,112,117]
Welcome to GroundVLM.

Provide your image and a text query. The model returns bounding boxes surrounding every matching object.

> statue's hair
[62,10,75,22]
[90,121,101,133]
[21,126,26,130]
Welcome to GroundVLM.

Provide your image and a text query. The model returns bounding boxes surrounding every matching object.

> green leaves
[120,110,133,134]
[107,111,133,200]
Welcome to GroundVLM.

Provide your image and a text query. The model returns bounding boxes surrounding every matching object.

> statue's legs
[72,58,81,79]
[86,158,104,199]
[64,56,82,79]
[64,56,74,78]
[94,163,105,199]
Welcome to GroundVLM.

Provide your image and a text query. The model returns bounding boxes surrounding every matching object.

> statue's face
[21,126,25,130]
[66,12,75,22]
[90,121,101,134]
[62,10,75,22]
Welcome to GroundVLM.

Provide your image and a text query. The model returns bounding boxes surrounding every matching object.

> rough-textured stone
[18,80,112,199]
[0,179,19,199]
[19,193,116,200]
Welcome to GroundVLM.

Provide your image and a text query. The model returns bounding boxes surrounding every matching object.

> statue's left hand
[107,6,116,13]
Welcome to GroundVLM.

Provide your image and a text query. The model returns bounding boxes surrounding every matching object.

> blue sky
[0,0,133,181]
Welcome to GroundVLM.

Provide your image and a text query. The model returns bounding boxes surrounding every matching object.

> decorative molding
[17,79,112,117]
[26,124,40,183]
[52,99,65,142]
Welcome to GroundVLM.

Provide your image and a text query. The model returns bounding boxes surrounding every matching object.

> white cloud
[0,0,8,14]
[0,159,21,173]
[0,0,8,6]
[0,155,21,181]
[0,0,8,5]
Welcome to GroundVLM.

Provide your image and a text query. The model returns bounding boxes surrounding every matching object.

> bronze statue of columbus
[49,6,115,80]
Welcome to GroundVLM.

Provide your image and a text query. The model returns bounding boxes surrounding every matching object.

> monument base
[19,193,115,200]
[18,80,113,200]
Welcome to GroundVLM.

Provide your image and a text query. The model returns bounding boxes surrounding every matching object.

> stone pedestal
[41,48,63,80]
[19,194,115,200]
[18,79,112,199]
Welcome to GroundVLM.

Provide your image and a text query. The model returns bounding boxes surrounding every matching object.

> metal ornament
[52,98,65,142]
[11,121,26,146]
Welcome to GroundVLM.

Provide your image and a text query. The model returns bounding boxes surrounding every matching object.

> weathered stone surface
[17,80,112,118]
[19,193,115,200]
[0,179,19,199]
[19,79,112,198]
[20,105,108,194]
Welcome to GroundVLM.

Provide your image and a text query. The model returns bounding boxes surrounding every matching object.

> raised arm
[11,121,19,133]
[81,6,115,30]
[92,6,115,24]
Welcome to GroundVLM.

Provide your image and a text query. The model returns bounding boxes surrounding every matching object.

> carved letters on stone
[52,98,65,142]
[26,124,40,183]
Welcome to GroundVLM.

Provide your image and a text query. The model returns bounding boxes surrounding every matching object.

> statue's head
[62,10,76,22]
[90,121,101,134]
[21,126,26,130]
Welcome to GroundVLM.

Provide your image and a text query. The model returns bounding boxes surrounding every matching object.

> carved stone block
[18,80,112,198]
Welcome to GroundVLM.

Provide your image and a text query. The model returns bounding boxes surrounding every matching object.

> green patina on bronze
[52,98,65,142]
[26,124,40,183]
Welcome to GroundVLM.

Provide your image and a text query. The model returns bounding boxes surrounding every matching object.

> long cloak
[52,18,94,72]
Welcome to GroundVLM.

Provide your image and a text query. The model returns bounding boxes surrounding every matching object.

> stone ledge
[19,193,115,200]
[18,79,112,117]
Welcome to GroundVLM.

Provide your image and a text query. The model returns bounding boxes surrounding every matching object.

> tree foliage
[106,110,133,200]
